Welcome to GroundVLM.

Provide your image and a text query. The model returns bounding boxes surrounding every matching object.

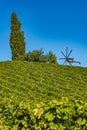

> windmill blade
[73,61,81,64]
[63,60,67,65]
[59,58,66,60]
[61,51,66,57]
[66,47,68,57]
[67,49,72,57]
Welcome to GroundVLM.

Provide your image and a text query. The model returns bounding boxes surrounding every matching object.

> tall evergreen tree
[10,12,25,60]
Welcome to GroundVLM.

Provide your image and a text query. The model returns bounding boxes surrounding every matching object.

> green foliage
[33,98,87,130]
[0,61,87,104]
[26,49,57,63]
[0,98,87,129]
[10,12,25,60]
[46,51,57,63]
[0,61,87,129]
[26,49,44,62]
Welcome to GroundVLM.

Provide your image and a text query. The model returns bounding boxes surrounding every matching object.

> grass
[0,61,87,103]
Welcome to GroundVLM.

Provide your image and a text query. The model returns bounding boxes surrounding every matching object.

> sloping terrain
[0,61,87,103]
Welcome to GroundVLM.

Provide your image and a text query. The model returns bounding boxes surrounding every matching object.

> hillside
[0,61,87,103]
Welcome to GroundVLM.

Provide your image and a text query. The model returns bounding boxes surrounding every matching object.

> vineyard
[0,61,87,103]
[0,61,87,129]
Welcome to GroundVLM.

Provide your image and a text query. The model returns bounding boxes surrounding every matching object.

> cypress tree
[10,12,25,60]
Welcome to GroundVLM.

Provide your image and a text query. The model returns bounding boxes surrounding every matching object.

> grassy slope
[0,61,87,103]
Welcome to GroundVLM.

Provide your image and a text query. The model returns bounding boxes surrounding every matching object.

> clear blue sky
[0,0,87,67]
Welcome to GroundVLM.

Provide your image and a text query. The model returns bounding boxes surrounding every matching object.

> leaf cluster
[0,98,87,129]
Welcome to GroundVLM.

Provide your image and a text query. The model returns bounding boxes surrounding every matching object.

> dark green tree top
[47,51,57,63]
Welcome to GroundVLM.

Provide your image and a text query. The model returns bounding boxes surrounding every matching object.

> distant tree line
[10,12,57,63]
